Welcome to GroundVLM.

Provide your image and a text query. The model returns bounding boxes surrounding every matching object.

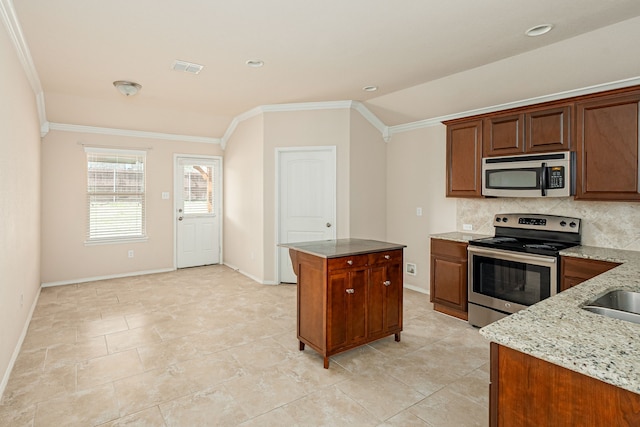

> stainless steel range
[467,213,581,328]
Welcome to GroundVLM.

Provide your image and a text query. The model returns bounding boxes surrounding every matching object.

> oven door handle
[467,246,556,264]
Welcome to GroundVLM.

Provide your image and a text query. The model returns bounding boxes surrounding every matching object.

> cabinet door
[560,256,620,291]
[430,256,467,312]
[446,120,483,197]
[368,262,402,337]
[328,268,367,350]
[483,113,525,157]
[575,92,640,200]
[526,105,571,152]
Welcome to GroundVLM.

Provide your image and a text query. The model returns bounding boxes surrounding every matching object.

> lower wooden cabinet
[430,238,468,320]
[490,343,640,426]
[560,256,621,291]
[292,249,403,368]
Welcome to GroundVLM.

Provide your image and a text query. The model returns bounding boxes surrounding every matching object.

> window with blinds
[86,148,146,242]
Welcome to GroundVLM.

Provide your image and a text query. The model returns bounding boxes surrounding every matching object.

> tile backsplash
[457,198,640,251]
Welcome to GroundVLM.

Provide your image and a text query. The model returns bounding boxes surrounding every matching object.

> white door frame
[173,154,223,269]
[275,146,337,283]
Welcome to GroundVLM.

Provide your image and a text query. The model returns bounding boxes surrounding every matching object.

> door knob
[326,222,332,228]
[178,216,183,221]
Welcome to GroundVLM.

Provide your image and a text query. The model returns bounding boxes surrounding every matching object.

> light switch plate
[162,192,170,200]
[463,224,473,231]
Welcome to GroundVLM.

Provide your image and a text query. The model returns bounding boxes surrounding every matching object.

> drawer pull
[346,288,355,294]
[383,280,391,286]
[384,255,391,260]
[347,260,353,265]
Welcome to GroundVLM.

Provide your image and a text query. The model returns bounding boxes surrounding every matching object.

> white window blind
[86,148,146,242]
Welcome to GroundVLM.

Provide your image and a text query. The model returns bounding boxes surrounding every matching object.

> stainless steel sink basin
[583,290,640,325]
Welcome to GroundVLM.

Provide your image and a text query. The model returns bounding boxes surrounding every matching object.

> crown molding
[0,0,48,135]
[221,100,390,148]
[47,122,221,145]
[388,76,640,135]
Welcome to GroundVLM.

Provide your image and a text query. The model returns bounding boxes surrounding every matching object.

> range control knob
[570,222,577,228]
[502,217,508,223]
[496,217,501,222]
[560,221,567,227]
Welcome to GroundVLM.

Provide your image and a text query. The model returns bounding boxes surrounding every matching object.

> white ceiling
[11,0,640,138]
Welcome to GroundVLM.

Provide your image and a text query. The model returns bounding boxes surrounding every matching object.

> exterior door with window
[175,157,221,268]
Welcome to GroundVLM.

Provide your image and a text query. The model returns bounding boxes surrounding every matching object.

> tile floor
[0,265,489,426]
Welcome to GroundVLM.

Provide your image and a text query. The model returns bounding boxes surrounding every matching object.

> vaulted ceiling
[10,0,640,138]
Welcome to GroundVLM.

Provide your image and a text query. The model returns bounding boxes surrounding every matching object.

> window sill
[84,236,149,246]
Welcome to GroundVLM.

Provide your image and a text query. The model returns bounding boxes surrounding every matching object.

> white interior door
[175,157,221,268]
[278,147,336,283]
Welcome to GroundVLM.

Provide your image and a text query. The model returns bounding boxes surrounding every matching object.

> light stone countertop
[278,238,406,258]
[480,245,640,394]
[430,231,491,243]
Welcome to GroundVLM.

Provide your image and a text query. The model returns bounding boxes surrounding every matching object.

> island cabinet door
[327,268,367,351]
[368,262,403,337]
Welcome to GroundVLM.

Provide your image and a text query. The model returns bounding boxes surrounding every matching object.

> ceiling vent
[172,60,204,74]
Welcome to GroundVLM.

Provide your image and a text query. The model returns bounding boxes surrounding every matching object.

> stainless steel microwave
[482,151,575,197]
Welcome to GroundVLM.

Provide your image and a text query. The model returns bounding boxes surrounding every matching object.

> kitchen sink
[583,290,640,325]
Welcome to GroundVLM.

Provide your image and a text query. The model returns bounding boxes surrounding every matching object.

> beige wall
[40,131,222,284]
[386,126,457,292]
[0,26,42,391]
[223,114,265,281]
[349,110,387,241]
[263,109,351,283]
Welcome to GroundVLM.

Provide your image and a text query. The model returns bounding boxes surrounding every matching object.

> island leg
[323,356,329,369]
[299,341,305,351]
[395,332,401,342]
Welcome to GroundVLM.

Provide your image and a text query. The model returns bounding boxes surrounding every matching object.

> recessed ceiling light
[363,86,378,92]
[246,60,264,68]
[525,24,554,37]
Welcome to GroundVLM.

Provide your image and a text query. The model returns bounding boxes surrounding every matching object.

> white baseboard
[0,286,41,401]
[403,283,429,295]
[222,262,280,285]
[41,268,175,287]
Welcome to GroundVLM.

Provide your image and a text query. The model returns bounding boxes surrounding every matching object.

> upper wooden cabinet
[446,119,482,197]
[483,105,571,157]
[483,113,525,157]
[575,90,640,201]
[526,105,571,153]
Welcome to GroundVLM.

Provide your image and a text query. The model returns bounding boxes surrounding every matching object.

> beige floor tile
[44,336,108,369]
[1,365,76,408]
[222,366,309,418]
[2,265,490,426]
[96,406,166,427]
[0,402,36,427]
[408,384,488,427]
[33,383,120,427]
[106,326,163,353]
[77,349,144,390]
[159,386,250,426]
[281,385,379,425]
[77,316,129,339]
[336,373,426,420]
[174,351,245,393]
[113,366,193,417]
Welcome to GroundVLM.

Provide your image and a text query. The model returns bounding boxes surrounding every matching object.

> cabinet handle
[383,280,391,286]
[347,260,353,265]
[384,255,391,260]
[346,288,355,294]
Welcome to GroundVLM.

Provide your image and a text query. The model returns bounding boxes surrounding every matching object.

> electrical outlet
[463,224,473,231]
[20,293,24,308]
[416,207,423,217]
[406,263,417,276]
[128,250,134,258]
[161,192,170,200]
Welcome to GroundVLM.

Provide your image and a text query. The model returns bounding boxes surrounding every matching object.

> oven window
[486,168,539,189]
[472,255,551,306]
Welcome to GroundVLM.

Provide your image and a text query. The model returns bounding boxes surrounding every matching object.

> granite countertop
[430,231,491,243]
[279,238,406,258]
[480,245,640,394]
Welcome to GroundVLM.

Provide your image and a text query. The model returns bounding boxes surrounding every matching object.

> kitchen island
[281,239,406,368]
[480,245,640,425]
